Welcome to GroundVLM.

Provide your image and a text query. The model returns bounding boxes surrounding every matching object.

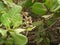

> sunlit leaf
[10,32,28,45]
[1,3,22,28]
[0,28,7,37]
[14,28,25,33]
[42,14,53,19]
[8,4,22,28]
[1,13,11,28]
[57,0,60,5]
[7,0,13,3]
[26,26,36,31]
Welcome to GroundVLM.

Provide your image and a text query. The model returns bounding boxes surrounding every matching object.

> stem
[53,6,60,12]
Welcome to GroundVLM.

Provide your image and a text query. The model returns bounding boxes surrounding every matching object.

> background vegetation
[0,0,60,45]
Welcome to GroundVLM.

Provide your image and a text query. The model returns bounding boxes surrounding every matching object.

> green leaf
[38,21,46,36]
[31,2,47,15]
[8,4,22,28]
[33,21,43,26]
[35,37,43,44]
[0,38,4,45]
[24,0,34,8]
[47,18,55,26]
[45,0,58,12]
[7,0,13,3]
[1,4,22,28]
[2,0,13,5]
[1,13,11,28]
[8,5,22,15]
[0,1,6,11]
[10,32,28,45]
[46,38,50,45]
[44,38,50,45]
[6,38,13,45]
[26,26,35,31]
[12,14,22,28]
[0,28,7,37]
[57,0,60,5]
[42,14,53,19]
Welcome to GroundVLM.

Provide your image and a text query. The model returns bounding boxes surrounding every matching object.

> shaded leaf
[45,0,58,12]
[33,21,44,26]
[47,18,55,26]
[0,38,4,45]
[31,2,47,15]
[24,0,34,8]
[6,38,13,45]
[0,1,6,11]
[35,37,43,44]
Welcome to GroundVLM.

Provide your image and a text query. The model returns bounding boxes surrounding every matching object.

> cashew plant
[0,0,28,45]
